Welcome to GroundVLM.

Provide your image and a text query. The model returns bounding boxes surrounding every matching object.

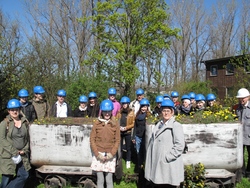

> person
[235,88,250,178]
[206,93,216,107]
[50,89,72,117]
[74,95,88,117]
[194,94,206,111]
[171,91,180,108]
[31,85,49,120]
[132,98,151,171]
[90,99,120,188]
[177,94,193,115]
[153,95,164,118]
[129,88,145,115]
[145,99,185,188]
[163,94,171,100]
[0,99,31,188]
[107,88,121,117]
[18,89,37,123]
[116,96,135,169]
[188,92,196,106]
[87,92,100,117]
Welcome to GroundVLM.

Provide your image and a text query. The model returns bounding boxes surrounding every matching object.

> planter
[146,123,243,172]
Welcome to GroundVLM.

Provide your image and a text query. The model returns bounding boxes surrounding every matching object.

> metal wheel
[44,175,67,188]
[78,177,97,188]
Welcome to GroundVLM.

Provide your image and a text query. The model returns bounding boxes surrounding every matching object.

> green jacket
[0,115,31,175]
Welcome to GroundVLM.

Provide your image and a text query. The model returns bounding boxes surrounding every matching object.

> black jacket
[20,102,37,123]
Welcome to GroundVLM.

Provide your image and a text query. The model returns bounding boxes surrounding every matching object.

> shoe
[126,161,131,169]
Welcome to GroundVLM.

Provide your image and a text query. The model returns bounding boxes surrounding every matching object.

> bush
[181,163,206,188]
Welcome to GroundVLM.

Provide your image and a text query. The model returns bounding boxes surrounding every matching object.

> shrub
[181,163,206,188]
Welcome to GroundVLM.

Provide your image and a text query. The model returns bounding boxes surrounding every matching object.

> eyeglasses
[58,96,65,98]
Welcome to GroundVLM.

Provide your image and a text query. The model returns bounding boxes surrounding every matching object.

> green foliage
[171,81,211,97]
[66,74,111,110]
[79,0,179,95]
[229,54,250,90]
[236,178,250,188]
[181,163,206,188]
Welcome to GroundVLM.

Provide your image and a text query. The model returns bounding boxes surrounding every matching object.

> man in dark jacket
[50,89,72,117]
[18,89,37,123]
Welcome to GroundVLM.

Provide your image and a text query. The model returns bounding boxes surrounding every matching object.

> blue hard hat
[57,89,66,97]
[161,99,175,109]
[195,94,206,101]
[155,95,164,103]
[136,88,144,95]
[88,92,97,98]
[181,94,190,101]
[188,92,196,99]
[163,94,171,99]
[206,93,216,101]
[33,86,45,94]
[79,95,88,103]
[140,98,150,106]
[100,99,114,111]
[120,96,130,103]
[7,99,21,109]
[171,91,179,97]
[108,88,117,95]
[18,89,29,97]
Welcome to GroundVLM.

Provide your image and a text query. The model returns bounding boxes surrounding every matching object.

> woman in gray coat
[0,99,31,188]
[145,99,185,188]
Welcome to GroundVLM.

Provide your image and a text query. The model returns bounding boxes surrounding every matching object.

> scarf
[79,106,87,111]
[181,105,191,114]
[98,117,110,125]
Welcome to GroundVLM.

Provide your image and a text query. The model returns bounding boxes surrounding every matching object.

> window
[210,65,218,76]
[226,87,234,98]
[226,63,234,75]
[244,61,250,73]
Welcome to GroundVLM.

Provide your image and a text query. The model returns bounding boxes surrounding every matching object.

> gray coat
[145,117,185,186]
[0,115,31,175]
[236,102,250,145]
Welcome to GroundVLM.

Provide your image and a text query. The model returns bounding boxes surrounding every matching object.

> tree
[80,0,179,95]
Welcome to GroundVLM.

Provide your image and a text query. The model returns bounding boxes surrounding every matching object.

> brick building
[202,55,249,100]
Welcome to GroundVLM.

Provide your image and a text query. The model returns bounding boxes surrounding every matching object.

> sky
[0,0,219,20]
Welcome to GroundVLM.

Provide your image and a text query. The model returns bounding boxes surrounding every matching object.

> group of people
[1,85,249,188]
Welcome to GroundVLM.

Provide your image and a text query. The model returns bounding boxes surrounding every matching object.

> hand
[106,153,113,160]
[19,150,25,155]
[132,139,135,144]
[120,127,126,131]
[97,153,105,161]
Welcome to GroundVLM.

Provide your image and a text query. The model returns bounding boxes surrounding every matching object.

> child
[90,99,120,188]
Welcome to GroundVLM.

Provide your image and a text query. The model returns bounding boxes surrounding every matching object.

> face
[35,93,44,100]
[89,98,96,104]
[190,99,196,104]
[108,94,116,101]
[8,108,20,118]
[161,107,174,122]
[137,94,144,101]
[80,102,87,108]
[122,103,128,109]
[239,96,249,106]
[172,97,178,102]
[207,100,215,107]
[182,100,189,108]
[140,105,148,113]
[57,95,65,103]
[157,102,161,108]
[197,101,205,109]
[102,111,112,120]
[20,97,28,103]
